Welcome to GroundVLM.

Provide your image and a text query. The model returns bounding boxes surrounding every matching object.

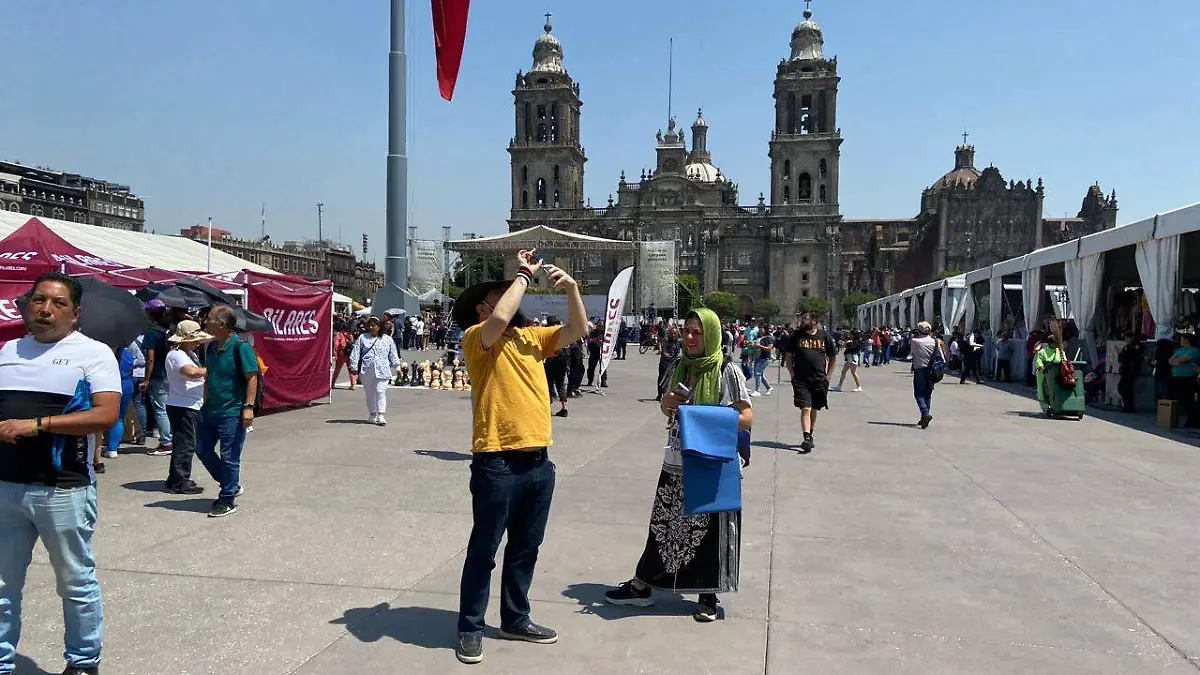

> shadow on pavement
[1004,411,1055,419]
[331,602,457,650]
[751,440,797,451]
[325,419,376,425]
[866,421,920,428]
[561,582,692,620]
[142,498,212,513]
[414,449,472,461]
[14,653,55,674]
[121,480,166,493]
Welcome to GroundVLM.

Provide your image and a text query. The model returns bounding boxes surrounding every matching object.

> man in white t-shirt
[414,316,426,350]
[163,320,212,495]
[0,272,122,675]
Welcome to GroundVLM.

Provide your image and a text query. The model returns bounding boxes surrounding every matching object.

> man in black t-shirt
[782,312,837,453]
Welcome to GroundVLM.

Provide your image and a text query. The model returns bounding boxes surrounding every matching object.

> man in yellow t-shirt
[449,248,587,665]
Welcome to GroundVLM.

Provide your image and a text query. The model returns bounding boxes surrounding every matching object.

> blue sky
[0,0,1196,260]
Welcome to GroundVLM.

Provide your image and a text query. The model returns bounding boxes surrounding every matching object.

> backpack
[929,340,946,384]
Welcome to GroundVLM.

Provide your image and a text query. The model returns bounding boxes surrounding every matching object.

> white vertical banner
[597,266,635,385]
[408,240,445,295]
[637,241,677,314]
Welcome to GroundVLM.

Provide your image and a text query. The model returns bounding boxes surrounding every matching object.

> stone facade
[505,9,1116,323]
[0,160,145,232]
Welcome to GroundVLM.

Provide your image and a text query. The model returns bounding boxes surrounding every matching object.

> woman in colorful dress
[604,308,753,621]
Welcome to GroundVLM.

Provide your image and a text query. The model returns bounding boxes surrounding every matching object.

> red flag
[431,0,470,101]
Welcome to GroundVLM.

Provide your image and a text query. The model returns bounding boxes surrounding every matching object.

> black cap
[451,280,512,329]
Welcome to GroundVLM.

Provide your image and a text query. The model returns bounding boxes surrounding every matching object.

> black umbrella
[76,277,153,349]
[175,277,239,307]
[135,282,191,309]
[236,307,274,333]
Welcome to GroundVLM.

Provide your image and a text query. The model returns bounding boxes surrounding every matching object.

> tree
[841,291,877,322]
[703,291,739,319]
[452,254,506,288]
[676,274,700,316]
[446,285,463,299]
[753,297,781,320]
[797,296,831,319]
[936,268,964,280]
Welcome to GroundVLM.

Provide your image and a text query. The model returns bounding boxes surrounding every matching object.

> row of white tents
[857,201,1200,376]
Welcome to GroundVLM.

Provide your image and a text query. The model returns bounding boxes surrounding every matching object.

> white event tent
[857,201,1200,375]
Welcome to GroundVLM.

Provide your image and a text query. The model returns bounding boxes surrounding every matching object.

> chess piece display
[451,368,464,390]
[441,366,453,390]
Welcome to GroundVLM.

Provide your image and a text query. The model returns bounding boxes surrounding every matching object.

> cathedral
[505,8,1116,322]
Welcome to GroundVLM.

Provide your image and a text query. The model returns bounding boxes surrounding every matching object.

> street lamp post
[316,202,325,243]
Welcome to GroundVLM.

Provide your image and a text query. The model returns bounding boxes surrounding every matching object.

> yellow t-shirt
[463,323,562,452]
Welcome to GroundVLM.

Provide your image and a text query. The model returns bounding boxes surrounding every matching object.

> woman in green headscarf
[603,308,754,622]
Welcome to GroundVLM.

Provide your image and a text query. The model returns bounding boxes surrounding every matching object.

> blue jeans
[913,368,934,417]
[131,383,147,440]
[0,482,102,673]
[195,412,246,505]
[862,346,873,367]
[104,385,134,452]
[752,358,771,391]
[148,378,172,446]
[458,451,555,634]
[883,344,893,364]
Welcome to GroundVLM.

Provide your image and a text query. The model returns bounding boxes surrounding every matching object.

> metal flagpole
[206,216,213,273]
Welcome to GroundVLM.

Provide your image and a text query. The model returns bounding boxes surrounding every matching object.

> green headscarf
[668,308,723,405]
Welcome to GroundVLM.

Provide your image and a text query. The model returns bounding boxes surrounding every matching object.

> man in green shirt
[195,305,259,518]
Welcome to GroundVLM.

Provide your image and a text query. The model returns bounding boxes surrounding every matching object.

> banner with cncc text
[246,275,333,410]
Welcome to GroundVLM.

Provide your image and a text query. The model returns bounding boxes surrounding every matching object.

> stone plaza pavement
[11,353,1200,674]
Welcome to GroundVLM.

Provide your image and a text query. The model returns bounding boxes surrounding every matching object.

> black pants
[960,351,982,383]
[165,405,199,488]
[1169,377,1198,427]
[567,346,584,393]
[545,360,568,403]
[586,347,607,387]
[615,341,627,359]
[1118,374,1137,412]
[458,450,555,634]
[656,359,672,399]
[996,358,1012,383]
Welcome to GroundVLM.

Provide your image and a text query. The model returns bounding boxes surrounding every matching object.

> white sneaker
[101,450,118,459]
[763,388,773,396]
[376,415,388,426]
[831,385,842,392]
[750,391,762,397]
[853,387,863,392]
[369,413,378,424]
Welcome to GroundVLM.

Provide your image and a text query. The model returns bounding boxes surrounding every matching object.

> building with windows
[178,225,383,301]
[504,9,1115,321]
[0,160,145,231]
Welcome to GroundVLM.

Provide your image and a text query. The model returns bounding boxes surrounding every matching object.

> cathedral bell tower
[768,2,842,215]
[508,15,586,221]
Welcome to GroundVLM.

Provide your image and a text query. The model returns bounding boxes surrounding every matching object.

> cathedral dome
[684,162,722,182]
[530,18,565,74]
[789,6,824,61]
[929,144,981,191]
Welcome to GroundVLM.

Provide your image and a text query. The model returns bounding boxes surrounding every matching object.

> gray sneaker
[456,632,484,664]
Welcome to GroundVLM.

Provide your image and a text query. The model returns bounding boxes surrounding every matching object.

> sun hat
[451,280,513,329]
[168,319,213,344]
[916,320,933,333]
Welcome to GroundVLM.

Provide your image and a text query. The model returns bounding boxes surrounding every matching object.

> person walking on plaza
[960,329,984,384]
[0,272,122,675]
[750,322,774,396]
[128,335,147,445]
[567,336,585,397]
[1117,331,1145,413]
[586,321,607,388]
[164,320,211,494]
[100,344,136,464]
[995,331,1016,382]
[140,300,173,456]
[831,328,864,392]
[615,319,628,360]
[1168,332,1200,427]
[782,312,837,453]
[543,316,570,418]
[910,321,947,429]
[604,308,752,622]
[349,316,400,426]
[332,319,356,391]
[655,325,682,401]
[450,248,586,665]
[194,305,259,518]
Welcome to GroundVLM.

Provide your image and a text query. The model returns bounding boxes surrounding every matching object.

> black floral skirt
[634,468,740,594]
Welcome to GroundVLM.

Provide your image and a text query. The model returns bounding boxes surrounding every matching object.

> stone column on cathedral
[935,194,950,274]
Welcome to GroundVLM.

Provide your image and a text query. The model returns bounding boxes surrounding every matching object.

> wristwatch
[242,404,255,411]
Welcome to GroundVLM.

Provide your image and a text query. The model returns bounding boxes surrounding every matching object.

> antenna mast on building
[667,37,674,124]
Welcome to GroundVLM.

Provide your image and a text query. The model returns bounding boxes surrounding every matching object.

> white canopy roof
[1024,239,1079,269]
[990,254,1027,279]
[965,266,992,285]
[1156,202,1200,239]
[0,211,277,276]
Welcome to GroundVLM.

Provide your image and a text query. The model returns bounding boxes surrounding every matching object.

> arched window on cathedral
[52,207,66,220]
[553,165,560,184]
[553,190,560,208]
[798,173,812,202]
[783,159,791,179]
[536,178,546,207]
[537,124,548,142]
[816,90,827,132]
[798,95,812,134]
[537,104,547,120]
[783,185,791,204]
[521,166,528,184]
[30,204,43,216]
[550,103,558,142]
[786,93,796,134]
[819,184,827,203]
[521,190,529,208]
[524,103,532,141]
[819,158,827,178]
